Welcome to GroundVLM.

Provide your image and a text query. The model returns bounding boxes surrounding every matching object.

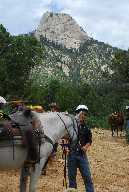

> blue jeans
[67,151,94,192]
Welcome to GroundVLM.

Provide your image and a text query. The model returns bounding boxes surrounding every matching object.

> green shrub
[88,115,109,129]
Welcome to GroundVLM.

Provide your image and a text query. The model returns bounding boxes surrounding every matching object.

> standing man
[67,105,94,192]
[124,106,129,142]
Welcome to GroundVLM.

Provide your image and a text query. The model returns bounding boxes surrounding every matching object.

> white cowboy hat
[75,105,88,113]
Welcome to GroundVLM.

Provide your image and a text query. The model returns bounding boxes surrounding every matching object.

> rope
[61,139,68,189]
[57,113,72,141]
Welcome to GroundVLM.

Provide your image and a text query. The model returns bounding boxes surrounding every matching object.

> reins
[61,139,68,188]
[44,134,54,148]
[57,113,79,189]
[57,113,72,141]
[57,113,78,142]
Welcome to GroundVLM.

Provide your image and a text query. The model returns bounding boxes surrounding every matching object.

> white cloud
[0,0,129,49]
[0,0,52,34]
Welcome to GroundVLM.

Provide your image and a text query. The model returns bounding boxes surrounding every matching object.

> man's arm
[81,127,92,152]
[82,142,91,152]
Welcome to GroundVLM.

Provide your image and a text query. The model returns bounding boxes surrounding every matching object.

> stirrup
[24,160,36,165]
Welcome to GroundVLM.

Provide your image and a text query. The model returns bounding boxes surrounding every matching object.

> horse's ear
[65,111,69,115]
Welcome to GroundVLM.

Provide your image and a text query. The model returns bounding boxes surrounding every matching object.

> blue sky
[0,0,129,50]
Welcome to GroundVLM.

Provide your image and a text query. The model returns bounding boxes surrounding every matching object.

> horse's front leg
[120,126,123,137]
[111,126,114,137]
[116,127,119,137]
[20,166,30,192]
[29,156,49,192]
[29,143,53,192]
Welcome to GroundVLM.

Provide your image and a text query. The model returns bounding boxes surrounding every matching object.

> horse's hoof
[42,169,47,175]
[64,188,78,192]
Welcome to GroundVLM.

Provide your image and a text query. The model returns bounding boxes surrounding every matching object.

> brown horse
[108,112,124,136]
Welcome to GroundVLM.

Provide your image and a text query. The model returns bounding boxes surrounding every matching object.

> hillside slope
[31,37,119,85]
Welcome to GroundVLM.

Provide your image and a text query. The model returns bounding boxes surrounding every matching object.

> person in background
[125,106,129,127]
[0,96,10,120]
[32,105,44,113]
[124,106,129,140]
[10,100,25,114]
[49,102,60,112]
[0,96,7,112]
[67,105,94,192]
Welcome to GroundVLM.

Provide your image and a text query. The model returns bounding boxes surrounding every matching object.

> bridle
[57,113,78,142]
[42,113,79,150]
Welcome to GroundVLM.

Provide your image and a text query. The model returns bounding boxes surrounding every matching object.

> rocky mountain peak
[34,11,89,49]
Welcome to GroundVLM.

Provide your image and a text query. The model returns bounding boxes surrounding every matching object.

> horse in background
[108,111,124,137]
[0,112,78,192]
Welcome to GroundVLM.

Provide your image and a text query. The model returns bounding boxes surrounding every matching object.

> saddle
[0,120,44,164]
[0,120,22,140]
[0,120,44,142]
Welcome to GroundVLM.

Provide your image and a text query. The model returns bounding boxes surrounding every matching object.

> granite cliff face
[32,12,118,85]
[35,12,89,49]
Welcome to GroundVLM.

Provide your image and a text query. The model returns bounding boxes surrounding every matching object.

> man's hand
[82,143,91,152]
[60,139,70,155]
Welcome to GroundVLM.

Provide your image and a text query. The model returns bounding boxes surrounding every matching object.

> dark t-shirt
[78,123,92,146]
[69,122,92,152]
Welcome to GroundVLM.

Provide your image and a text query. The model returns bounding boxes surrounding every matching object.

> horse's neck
[54,113,78,142]
[39,112,77,143]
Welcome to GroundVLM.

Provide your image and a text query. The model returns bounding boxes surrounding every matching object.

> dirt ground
[0,129,129,192]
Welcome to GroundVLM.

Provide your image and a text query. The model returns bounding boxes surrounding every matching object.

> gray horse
[0,112,78,192]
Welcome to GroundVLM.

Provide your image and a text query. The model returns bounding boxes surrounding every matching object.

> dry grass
[0,129,129,192]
